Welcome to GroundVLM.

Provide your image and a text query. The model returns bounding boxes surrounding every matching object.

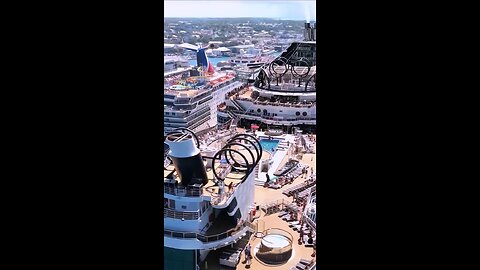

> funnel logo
[179,42,215,74]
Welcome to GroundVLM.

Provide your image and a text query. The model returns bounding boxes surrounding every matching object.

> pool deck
[198,137,317,270]
[256,132,296,185]
[246,136,317,270]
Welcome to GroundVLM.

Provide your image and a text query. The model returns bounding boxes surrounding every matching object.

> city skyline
[164,1,316,21]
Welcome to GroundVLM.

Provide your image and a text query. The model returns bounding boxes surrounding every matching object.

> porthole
[296,112,300,116]
[257,108,261,113]
[302,112,307,116]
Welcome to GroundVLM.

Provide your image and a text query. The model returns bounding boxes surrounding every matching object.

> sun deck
[198,151,318,270]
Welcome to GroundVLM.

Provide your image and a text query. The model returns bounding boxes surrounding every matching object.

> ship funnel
[312,22,316,41]
[304,22,316,42]
[304,22,311,41]
[165,130,208,186]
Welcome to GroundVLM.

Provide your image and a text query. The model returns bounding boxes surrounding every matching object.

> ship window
[172,113,175,116]
[166,112,169,115]
[296,112,300,116]
[302,112,307,116]
[257,108,261,113]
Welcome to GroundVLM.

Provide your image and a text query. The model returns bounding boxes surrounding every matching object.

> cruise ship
[229,54,275,70]
[221,22,317,135]
[164,45,245,136]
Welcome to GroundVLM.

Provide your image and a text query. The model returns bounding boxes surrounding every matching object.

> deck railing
[236,112,316,122]
[164,221,253,243]
[163,208,200,220]
[164,184,203,197]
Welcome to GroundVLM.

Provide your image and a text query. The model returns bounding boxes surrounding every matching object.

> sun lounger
[299,259,311,265]
[295,262,308,269]
[288,223,298,228]
[303,235,310,244]
[219,257,239,268]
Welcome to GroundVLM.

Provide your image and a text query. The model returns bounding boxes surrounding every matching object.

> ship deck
[165,134,272,205]
[199,137,317,270]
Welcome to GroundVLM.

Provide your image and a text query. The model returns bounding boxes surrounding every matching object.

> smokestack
[304,22,311,41]
[312,22,316,41]
[165,133,208,186]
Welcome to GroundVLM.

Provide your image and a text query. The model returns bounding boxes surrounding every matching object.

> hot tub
[255,228,293,265]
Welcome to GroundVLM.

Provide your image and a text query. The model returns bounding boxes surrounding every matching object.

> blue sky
[164,1,316,21]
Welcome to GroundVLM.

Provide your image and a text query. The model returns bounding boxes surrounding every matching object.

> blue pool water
[259,139,280,153]
[188,57,230,67]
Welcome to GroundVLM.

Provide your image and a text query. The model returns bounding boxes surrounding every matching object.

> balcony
[164,208,200,220]
[164,220,255,243]
[164,182,203,197]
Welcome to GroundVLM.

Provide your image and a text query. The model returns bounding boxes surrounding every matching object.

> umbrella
[251,124,260,130]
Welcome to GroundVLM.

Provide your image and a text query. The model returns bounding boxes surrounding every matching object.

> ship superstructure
[222,22,317,134]
[164,128,261,269]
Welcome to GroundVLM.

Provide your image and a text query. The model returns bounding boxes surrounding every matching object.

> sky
[164,1,316,21]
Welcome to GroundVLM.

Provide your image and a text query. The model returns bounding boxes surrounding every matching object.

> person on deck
[245,243,252,265]
[299,227,305,245]
[219,182,225,202]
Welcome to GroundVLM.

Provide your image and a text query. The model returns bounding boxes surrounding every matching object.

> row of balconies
[236,112,316,125]
[236,97,316,108]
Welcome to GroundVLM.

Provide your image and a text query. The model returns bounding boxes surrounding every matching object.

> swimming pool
[259,139,280,153]
[262,234,291,249]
